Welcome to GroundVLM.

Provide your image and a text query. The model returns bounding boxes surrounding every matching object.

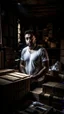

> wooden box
[39,93,52,106]
[42,82,58,95]
[54,83,64,97]
[0,72,30,110]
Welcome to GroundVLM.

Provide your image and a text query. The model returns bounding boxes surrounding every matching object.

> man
[20,29,49,83]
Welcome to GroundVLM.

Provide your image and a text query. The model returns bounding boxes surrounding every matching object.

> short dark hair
[24,29,35,36]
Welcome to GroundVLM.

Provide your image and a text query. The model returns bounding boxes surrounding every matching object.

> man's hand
[30,74,38,83]
[30,74,39,80]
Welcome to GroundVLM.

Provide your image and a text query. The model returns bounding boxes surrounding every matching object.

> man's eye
[26,38,28,40]
[26,37,31,40]
[26,37,29,40]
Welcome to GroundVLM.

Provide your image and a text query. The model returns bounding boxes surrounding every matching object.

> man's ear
[33,35,36,43]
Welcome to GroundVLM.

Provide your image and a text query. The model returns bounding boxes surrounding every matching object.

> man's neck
[29,43,36,50]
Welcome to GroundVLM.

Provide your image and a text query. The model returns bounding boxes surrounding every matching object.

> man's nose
[29,39,31,42]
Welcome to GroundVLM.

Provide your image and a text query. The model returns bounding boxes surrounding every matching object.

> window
[18,21,21,43]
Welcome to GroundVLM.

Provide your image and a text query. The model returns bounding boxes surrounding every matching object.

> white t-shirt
[21,46,49,75]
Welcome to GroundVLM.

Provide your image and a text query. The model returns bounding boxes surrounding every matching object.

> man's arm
[20,60,26,73]
[30,60,49,79]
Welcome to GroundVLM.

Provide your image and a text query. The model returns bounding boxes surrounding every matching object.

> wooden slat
[0,75,20,82]
[8,72,30,79]
[0,69,14,75]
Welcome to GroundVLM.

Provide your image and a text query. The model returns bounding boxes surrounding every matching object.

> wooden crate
[39,93,52,106]
[42,81,64,97]
[30,87,42,101]
[42,82,58,95]
[0,73,30,108]
[54,83,64,97]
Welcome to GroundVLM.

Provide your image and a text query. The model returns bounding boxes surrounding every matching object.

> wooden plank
[0,75,20,82]
[8,72,30,79]
[0,69,15,75]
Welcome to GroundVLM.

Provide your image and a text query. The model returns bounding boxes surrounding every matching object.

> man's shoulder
[22,46,28,50]
[36,45,45,50]
[21,46,28,53]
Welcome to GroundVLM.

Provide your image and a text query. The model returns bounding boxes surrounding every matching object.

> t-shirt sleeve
[41,48,49,62]
[20,49,24,61]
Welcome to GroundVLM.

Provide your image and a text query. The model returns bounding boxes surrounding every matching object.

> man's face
[25,33,36,48]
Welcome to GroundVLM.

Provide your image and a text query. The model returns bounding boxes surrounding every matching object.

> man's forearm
[38,66,46,75]
[31,66,46,79]
[20,64,26,73]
